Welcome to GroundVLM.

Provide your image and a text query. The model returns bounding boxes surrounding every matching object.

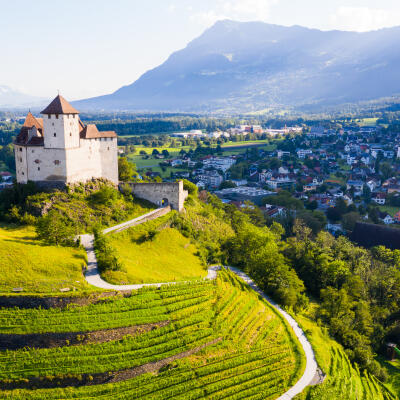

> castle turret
[41,95,80,149]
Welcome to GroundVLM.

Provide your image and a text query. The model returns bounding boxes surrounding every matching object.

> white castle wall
[43,114,80,149]
[15,145,28,183]
[15,134,118,186]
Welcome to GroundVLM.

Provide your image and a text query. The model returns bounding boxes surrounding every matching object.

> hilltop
[0,180,398,398]
[75,20,400,113]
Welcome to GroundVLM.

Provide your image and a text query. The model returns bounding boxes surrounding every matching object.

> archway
[161,198,169,207]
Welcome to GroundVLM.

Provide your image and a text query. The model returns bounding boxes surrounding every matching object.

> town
[108,119,400,239]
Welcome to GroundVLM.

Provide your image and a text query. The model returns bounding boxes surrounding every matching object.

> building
[264,176,296,190]
[14,95,118,187]
[196,170,223,188]
[346,180,364,192]
[371,193,386,205]
[202,156,236,172]
[214,186,275,205]
[296,149,313,159]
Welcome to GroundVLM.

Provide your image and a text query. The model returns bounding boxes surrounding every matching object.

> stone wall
[126,181,188,211]
[103,206,172,234]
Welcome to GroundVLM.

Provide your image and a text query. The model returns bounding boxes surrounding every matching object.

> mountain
[75,20,400,113]
[0,85,46,109]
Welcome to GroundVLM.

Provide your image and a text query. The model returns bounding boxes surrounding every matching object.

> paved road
[81,213,318,399]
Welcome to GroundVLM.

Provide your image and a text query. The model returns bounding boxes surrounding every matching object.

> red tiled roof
[23,112,43,130]
[16,112,44,145]
[80,124,117,139]
[41,95,79,115]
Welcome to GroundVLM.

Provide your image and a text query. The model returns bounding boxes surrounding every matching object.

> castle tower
[41,95,80,149]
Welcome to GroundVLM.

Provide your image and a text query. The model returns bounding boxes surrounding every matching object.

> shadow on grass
[377,355,400,396]
[3,238,48,247]
[73,254,87,262]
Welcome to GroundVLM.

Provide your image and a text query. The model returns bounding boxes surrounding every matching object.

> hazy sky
[2,0,400,100]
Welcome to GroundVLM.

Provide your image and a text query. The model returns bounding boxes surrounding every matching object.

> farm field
[126,139,276,173]
[1,268,304,399]
[102,216,207,285]
[0,224,90,294]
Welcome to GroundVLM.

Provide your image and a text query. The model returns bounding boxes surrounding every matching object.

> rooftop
[40,95,79,115]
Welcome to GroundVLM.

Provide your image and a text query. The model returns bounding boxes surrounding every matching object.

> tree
[181,179,198,197]
[380,162,393,180]
[36,210,76,246]
[118,157,136,182]
[219,180,236,190]
[228,222,306,310]
[161,149,170,157]
[152,149,160,156]
[306,200,318,211]
[342,212,361,231]
[363,185,371,203]
[263,191,304,211]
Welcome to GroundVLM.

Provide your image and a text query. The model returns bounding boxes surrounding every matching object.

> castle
[14,95,118,187]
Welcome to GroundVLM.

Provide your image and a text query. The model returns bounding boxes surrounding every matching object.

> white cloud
[330,6,400,32]
[190,0,279,27]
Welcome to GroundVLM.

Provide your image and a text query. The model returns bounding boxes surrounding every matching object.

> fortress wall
[100,138,118,184]
[26,147,67,182]
[14,145,28,184]
[65,139,101,184]
[126,181,188,211]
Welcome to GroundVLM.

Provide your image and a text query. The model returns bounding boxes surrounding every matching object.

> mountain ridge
[70,20,400,112]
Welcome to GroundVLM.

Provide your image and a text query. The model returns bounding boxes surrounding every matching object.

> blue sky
[1,0,400,100]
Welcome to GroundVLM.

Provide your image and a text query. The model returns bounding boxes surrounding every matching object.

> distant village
[3,114,400,236]
[129,122,400,236]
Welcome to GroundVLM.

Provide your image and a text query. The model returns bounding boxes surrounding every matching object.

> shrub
[181,179,198,197]
[94,230,124,272]
[36,210,76,246]
[89,186,119,205]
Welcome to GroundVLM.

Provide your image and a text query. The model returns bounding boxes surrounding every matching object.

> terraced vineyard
[306,348,397,400]
[1,269,304,399]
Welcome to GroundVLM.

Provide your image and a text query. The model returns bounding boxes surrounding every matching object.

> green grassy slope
[0,225,89,294]
[102,215,207,285]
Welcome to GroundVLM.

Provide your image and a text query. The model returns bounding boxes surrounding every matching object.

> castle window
[48,115,51,119]
[70,133,72,136]
[19,147,22,152]
[52,123,54,126]
[54,133,56,137]
[38,167,40,171]
[19,158,22,162]
[34,159,41,164]
[32,150,34,153]
[107,147,110,150]
[55,114,59,119]
[54,160,60,165]
[22,172,24,175]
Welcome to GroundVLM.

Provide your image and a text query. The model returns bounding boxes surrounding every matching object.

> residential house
[372,192,386,205]
[297,149,313,159]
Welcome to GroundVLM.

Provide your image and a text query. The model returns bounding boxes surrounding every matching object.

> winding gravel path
[80,213,318,399]
[226,266,318,400]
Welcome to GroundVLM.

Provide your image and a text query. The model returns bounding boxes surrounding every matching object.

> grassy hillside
[1,269,304,399]
[380,358,400,396]
[102,215,207,284]
[294,308,397,400]
[0,224,89,294]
